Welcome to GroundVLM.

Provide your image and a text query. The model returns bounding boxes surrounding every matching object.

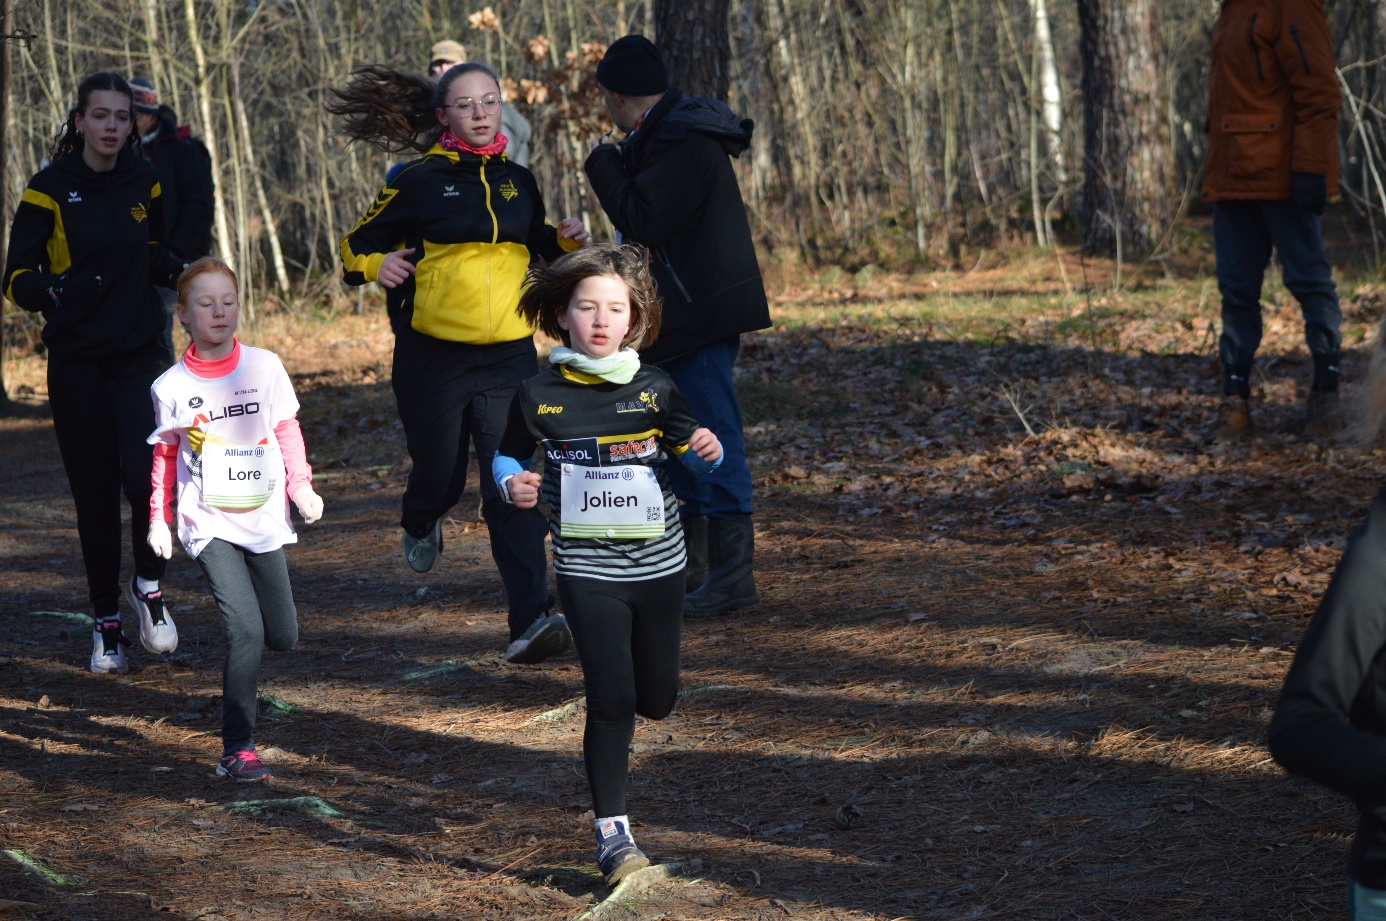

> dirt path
[0,272,1367,919]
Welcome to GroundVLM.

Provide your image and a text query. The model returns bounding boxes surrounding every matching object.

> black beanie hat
[596,35,669,96]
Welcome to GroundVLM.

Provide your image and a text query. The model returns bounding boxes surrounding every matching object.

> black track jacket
[584,89,771,364]
[4,149,183,359]
[1270,488,1386,886]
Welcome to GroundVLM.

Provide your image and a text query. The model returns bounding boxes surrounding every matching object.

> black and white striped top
[498,364,703,581]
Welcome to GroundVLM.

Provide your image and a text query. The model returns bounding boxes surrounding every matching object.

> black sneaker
[216,749,273,782]
[402,521,442,573]
[505,613,573,665]
[596,824,649,887]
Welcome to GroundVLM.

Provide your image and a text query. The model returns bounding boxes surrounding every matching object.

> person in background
[4,72,184,673]
[1203,0,1342,440]
[585,36,771,618]
[130,76,214,363]
[330,61,588,664]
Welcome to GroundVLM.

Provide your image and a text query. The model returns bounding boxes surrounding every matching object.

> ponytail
[328,62,502,154]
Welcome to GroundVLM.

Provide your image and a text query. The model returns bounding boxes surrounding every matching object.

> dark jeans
[658,337,754,519]
[47,344,169,619]
[558,571,683,818]
[196,539,298,755]
[1214,200,1342,396]
[391,328,549,639]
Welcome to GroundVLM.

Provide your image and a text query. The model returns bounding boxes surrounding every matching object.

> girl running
[493,244,723,885]
[330,61,588,665]
[1271,323,1386,919]
[145,258,323,782]
[4,72,187,673]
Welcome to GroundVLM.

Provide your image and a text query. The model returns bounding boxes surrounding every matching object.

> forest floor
[2,222,1384,920]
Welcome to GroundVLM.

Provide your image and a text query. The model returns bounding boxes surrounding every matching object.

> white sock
[135,577,160,594]
[595,815,632,841]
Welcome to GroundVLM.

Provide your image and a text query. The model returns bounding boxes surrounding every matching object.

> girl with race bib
[493,244,722,885]
[145,258,324,783]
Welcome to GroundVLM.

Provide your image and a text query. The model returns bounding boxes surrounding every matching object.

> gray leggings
[195,539,298,754]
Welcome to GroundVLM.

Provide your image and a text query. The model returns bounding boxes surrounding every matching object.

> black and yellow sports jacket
[340,145,579,344]
[4,149,183,359]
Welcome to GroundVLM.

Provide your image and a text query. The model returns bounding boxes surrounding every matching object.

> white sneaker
[90,621,129,674]
[126,578,178,654]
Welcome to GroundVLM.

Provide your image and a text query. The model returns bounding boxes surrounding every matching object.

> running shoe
[216,749,273,783]
[90,618,129,674]
[126,578,178,654]
[402,521,442,573]
[596,829,650,887]
[505,613,573,665]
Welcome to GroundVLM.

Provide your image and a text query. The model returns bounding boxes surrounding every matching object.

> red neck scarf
[440,130,509,157]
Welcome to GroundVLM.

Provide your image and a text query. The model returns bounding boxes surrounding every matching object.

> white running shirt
[148,345,300,558]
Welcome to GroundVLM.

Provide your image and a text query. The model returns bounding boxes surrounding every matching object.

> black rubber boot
[684,515,759,618]
[682,514,709,592]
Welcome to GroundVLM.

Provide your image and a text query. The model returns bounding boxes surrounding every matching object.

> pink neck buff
[185,338,241,379]
[440,130,509,157]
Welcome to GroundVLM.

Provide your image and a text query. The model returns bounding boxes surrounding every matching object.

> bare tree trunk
[654,0,730,101]
[231,60,289,297]
[1030,0,1066,183]
[1078,0,1171,258]
[184,0,234,267]
[0,5,11,408]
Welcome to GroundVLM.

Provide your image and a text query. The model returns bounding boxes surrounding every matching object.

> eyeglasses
[443,95,501,116]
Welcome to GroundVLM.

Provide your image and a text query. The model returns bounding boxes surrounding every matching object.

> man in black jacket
[131,77,214,359]
[584,36,771,618]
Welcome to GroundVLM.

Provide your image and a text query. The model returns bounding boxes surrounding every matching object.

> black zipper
[1249,13,1264,81]
[1290,24,1311,75]
[656,248,694,303]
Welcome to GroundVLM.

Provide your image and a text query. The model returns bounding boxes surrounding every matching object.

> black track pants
[46,344,169,618]
[390,328,549,637]
[558,571,683,817]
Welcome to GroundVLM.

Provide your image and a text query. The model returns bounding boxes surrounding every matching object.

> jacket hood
[659,95,754,157]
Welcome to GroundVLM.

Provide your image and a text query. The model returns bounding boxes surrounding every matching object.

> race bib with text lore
[559,463,665,539]
[201,440,279,511]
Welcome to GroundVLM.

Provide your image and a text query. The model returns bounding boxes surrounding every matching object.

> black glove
[1291,172,1327,215]
[50,273,104,309]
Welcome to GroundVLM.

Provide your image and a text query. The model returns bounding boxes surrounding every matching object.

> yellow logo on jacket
[499,180,519,202]
[130,202,148,223]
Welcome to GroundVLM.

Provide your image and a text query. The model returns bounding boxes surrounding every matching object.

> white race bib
[559,463,665,539]
[201,442,279,510]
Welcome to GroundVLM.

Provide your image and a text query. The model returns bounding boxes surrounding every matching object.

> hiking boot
[596,824,650,887]
[89,618,129,674]
[505,613,573,665]
[1299,390,1341,439]
[216,749,273,783]
[684,515,760,618]
[402,521,442,573]
[1210,396,1253,441]
[682,514,709,592]
[126,578,178,654]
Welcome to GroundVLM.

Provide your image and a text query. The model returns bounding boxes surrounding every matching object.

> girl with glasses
[329,62,590,665]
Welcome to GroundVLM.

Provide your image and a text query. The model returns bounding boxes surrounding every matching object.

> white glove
[292,484,323,524]
[148,520,173,559]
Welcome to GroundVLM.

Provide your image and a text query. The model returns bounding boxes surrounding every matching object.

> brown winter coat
[1202,0,1339,201]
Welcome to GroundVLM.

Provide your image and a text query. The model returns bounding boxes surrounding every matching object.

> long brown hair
[517,244,662,350]
[327,62,500,153]
[51,73,141,162]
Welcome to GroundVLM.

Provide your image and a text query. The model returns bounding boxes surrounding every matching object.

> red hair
[176,257,239,305]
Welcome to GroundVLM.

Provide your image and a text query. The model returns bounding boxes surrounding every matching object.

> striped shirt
[497,364,704,581]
